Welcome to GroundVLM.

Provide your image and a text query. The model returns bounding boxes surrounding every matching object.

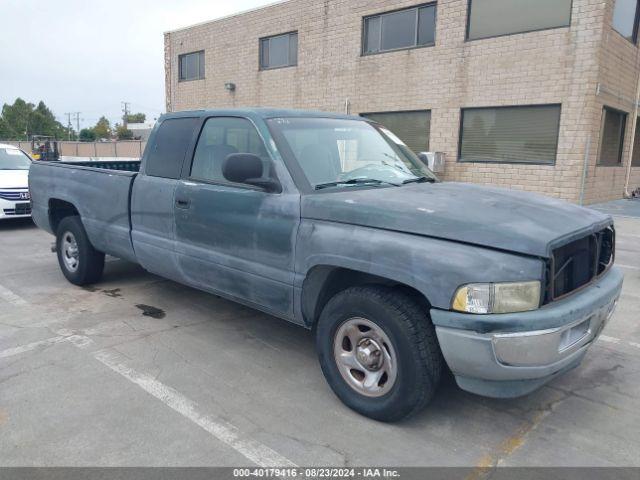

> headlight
[452,281,541,314]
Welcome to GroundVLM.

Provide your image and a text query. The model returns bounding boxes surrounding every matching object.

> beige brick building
[164,0,640,204]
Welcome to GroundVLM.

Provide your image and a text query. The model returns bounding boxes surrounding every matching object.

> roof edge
[164,0,297,35]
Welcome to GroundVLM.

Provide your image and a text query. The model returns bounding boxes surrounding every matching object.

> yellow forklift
[30,135,60,161]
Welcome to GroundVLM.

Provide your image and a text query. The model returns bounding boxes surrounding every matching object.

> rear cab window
[145,117,199,179]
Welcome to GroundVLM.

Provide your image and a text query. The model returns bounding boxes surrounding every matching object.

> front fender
[295,220,544,311]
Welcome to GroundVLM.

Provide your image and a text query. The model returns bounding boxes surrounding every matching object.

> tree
[79,128,96,142]
[0,117,17,140]
[93,116,111,139]
[0,98,69,140]
[116,124,133,140]
[125,112,146,124]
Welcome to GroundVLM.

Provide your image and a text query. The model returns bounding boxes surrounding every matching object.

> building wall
[165,0,640,204]
[6,141,146,158]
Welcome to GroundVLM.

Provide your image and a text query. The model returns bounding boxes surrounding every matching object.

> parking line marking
[598,335,640,350]
[617,264,640,270]
[92,348,297,468]
[0,336,65,359]
[0,284,28,306]
[599,335,621,344]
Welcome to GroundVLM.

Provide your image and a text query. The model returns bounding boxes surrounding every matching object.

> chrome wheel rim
[62,231,79,273]
[333,317,398,397]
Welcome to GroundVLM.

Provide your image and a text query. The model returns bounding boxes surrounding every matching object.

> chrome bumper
[431,267,624,398]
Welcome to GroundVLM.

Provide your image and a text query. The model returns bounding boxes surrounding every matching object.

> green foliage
[79,128,96,142]
[125,112,146,124]
[116,124,134,140]
[0,117,17,139]
[0,98,70,140]
[93,116,111,139]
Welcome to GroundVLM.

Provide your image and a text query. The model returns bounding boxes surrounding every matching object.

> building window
[179,51,205,81]
[632,119,640,166]
[612,0,640,43]
[363,3,436,55]
[260,32,298,70]
[599,107,627,166]
[459,105,561,164]
[467,0,572,41]
[361,111,431,154]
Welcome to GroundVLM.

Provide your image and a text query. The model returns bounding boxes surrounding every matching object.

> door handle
[175,198,191,209]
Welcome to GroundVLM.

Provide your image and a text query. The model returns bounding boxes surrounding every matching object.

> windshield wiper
[315,178,397,190]
[402,176,436,185]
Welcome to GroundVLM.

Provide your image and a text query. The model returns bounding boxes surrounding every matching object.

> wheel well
[48,199,79,233]
[301,266,431,327]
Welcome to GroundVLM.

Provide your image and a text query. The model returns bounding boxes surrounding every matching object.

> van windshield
[267,117,437,190]
[0,147,32,170]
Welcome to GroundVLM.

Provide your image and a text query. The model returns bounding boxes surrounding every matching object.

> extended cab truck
[30,109,623,421]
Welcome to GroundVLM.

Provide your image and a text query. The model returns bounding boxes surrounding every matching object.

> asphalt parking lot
[1,202,639,469]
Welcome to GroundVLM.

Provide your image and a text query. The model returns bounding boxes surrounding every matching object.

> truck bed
[29,160,139,262]
[58,159,141,172]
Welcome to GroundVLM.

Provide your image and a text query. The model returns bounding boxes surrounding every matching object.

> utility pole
[72,112,81,140]
[121,102,131,128]
[64,113,73,140]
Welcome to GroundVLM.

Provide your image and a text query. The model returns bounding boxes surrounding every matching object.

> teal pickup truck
[29,109,623,421]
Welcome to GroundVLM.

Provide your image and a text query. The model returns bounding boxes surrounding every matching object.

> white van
[0,143,32,220]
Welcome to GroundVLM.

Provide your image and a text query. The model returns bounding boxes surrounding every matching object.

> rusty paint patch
[135,304,166,319]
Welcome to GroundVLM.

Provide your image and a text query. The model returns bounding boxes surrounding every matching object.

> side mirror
[222,153,281,192]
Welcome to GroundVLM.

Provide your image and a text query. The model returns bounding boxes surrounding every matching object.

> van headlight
[452,281,541,314]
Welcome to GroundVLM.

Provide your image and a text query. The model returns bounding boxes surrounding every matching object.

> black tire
[316,286,442,422]
[56,216,105,286]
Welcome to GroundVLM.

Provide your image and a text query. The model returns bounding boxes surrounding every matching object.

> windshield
[267,117,437,189]
[0,147,32,170]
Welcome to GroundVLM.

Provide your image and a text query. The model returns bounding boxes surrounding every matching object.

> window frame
[465,0,573,42]
[361,2,437,56]
[259,31,299,71]
[457,104,562,166]
[611,0,640,44]
[178,50,205,82]
[597,106,628,167]
[185,115,280,192]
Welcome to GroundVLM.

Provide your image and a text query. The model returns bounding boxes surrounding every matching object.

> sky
[0,0,277,130]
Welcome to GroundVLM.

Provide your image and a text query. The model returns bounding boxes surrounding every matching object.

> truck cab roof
[159,108,365,122]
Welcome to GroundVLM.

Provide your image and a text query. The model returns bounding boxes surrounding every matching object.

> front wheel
[316,286,442,422]
[56,216,105,286]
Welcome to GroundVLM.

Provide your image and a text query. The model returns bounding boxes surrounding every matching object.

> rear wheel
[56,216,105,286]
[316,286,442,422]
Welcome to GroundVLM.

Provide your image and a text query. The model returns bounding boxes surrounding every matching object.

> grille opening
[547,227,615,302]
[598,228,614,274]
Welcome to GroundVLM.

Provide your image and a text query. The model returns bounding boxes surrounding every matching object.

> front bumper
[431,267,624,398]
[0,197,32,219]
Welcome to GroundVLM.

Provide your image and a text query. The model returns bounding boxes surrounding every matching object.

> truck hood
[0,169,29,189]
[301,182,612,257]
